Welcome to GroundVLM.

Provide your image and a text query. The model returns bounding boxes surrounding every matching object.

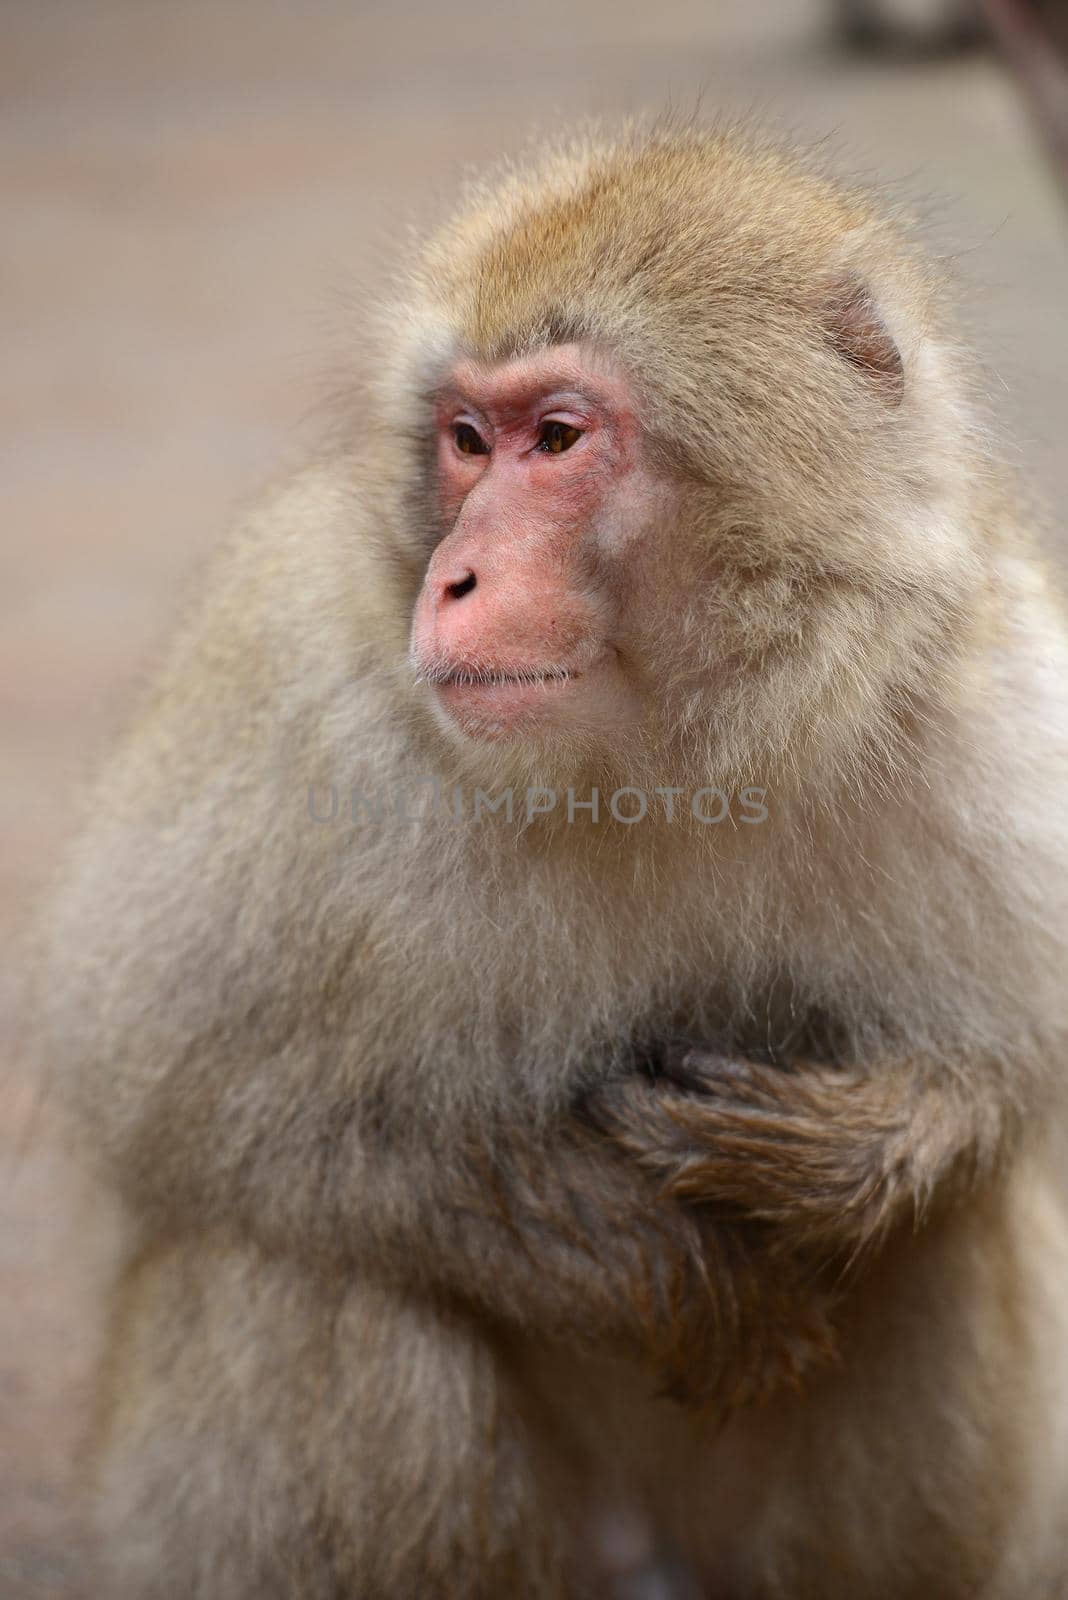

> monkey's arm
[215,1084,835,1401]
[374,1122,715,1353]
[586,1047,1015,1260]
[341,1111,835,1404]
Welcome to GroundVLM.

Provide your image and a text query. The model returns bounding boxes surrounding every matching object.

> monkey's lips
[423,660,587,733]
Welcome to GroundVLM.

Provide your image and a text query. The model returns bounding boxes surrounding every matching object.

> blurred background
[2,1,1066,1593]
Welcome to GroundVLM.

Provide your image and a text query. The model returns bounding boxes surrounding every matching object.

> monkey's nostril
[444,570,477,602]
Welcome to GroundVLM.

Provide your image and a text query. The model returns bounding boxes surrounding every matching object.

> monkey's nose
[442,569,477,603]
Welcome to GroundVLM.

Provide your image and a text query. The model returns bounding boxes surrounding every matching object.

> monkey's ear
[820,274,904,406]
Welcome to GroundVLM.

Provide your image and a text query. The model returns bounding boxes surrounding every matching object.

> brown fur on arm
[586,1047,1015,1263]
[421,1116,838,1406]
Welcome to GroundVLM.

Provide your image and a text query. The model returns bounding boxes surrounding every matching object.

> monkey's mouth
[419,658,587,734]
[427,663,575,689]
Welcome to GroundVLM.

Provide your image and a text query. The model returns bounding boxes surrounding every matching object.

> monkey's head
[392,125,985,797]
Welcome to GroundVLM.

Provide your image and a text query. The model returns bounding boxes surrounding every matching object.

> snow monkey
[39,122,1068,1597]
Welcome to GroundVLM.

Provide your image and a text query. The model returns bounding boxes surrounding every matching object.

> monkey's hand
[586,1046,1010,1261]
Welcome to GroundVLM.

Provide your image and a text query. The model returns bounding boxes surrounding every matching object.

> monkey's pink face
[410,345,652,743]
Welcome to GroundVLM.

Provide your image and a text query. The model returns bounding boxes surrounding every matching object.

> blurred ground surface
[2,2,1067,1594]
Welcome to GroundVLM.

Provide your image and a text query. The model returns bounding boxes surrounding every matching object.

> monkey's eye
[538,421,583,454]
[454,423,490,456]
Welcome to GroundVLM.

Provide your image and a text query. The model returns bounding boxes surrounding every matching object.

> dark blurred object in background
[1031,0,1068,58]
[833,0,1068,198]
[834,0,983,53]
[985,0,1068,195]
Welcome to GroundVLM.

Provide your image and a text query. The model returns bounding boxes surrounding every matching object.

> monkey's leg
[92,1238,565,1600]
